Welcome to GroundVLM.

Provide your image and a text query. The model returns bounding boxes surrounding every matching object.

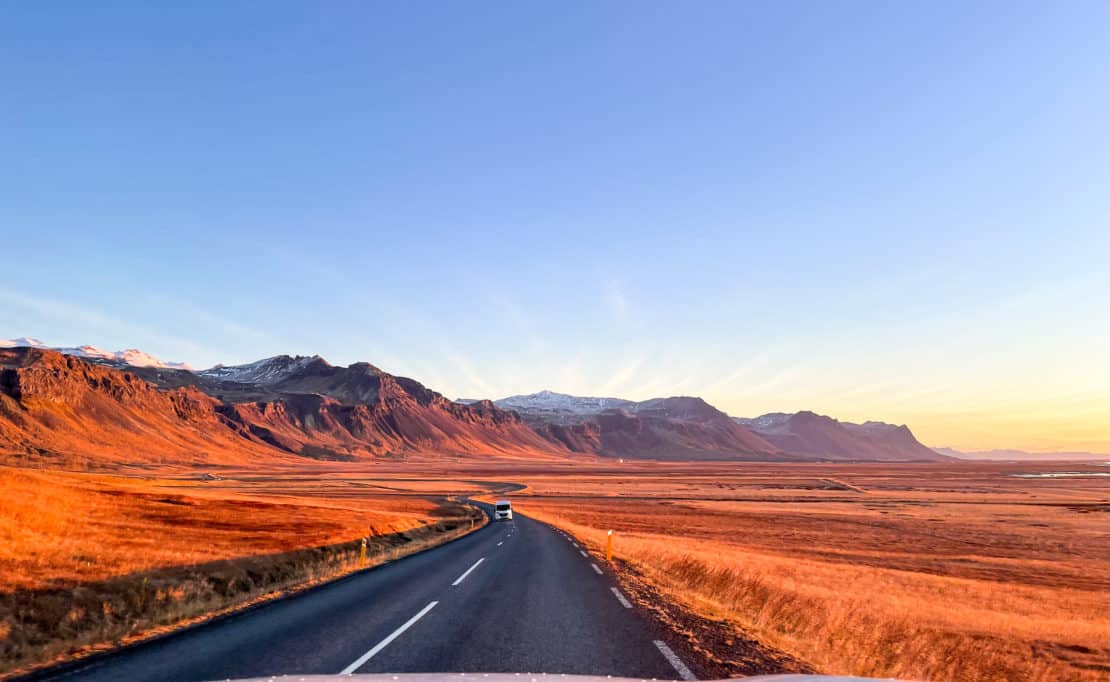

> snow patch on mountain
[199,355,327,385]
[733,412,793,432]
[0,338,193,370]
[0,337,48,348]
[495,389,634,414]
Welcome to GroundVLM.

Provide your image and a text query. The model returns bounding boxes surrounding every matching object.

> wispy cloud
[443,347,497,398]
[602,279,629,324]
[598,350,650,395]
[140,293,278,347]
[0,286,211,363]
[726,364,807,400]
[703,351,773,395]
[487,292,551,355]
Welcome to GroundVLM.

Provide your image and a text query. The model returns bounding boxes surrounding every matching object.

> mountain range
[473,390,785,460]
[0,340,948,466]
[734,411,944,461]
[932,447,1109,462]
[0,337,193,370]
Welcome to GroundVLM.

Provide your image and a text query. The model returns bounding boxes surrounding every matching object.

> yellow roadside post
[606,529,613,563]
[360,537,367,565]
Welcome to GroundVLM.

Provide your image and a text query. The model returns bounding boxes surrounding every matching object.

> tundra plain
[511,461,1110,681]
[1,460,1107,681]
[0,465,487,677]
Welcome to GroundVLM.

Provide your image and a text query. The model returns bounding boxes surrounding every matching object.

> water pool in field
[1009,471,1110,478]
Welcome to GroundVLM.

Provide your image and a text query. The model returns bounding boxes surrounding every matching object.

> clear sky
[2,2,1108,452]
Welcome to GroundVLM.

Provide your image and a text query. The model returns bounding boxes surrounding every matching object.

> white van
[494,500,513,520]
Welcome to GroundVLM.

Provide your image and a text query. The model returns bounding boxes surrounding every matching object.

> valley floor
[1,459,1107,681]
[511,461,1110,681]
[0,464,487,677]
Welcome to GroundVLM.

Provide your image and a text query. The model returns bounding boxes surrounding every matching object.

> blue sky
[2,2,1109,450]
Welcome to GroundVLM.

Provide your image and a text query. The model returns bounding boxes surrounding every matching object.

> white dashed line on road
[610,587,632,608]
[497,541,503,546]
[590,563,603,575]
[340,601,439,674]
[452,558,485,586]
[654,640,697,680]
[579,550,587,557]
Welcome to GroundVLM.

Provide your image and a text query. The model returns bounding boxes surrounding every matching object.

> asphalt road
[45,504,695,682]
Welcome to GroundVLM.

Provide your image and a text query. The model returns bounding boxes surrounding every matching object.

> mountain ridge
[483,390,783,460]
[0,344,948,465]
[0,337,194,371]
[735,410,946,461]
[934,446,1109,461]
[0,348,570,465]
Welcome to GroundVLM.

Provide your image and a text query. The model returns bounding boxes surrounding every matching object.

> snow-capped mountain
[482,390,780,459]
[1,338,952,464]
[733,412,793,432]
[198,355,325,385]
[0,338,193,370]
[1,336,48,348]
[494,390,635,417]
[0,345,559,466]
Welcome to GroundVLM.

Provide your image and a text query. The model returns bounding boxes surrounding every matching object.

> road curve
[41,503,694,682]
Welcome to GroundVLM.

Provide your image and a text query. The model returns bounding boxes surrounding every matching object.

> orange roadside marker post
[360,537,367,565]
[606,529,613,563]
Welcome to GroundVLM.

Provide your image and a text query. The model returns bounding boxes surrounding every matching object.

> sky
[2,2,1109,452]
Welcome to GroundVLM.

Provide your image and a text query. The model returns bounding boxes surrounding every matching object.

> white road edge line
[579,550,588,557]
[610,586,632,608]
[590,563,603,575]
[653,640,697,681]
[452,557,485,586]
[340,601,439,674]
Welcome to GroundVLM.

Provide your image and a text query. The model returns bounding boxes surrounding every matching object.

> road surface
[43,504,696,682]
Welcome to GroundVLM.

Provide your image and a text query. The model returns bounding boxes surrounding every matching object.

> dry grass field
[3,458,1107,681]
[511,461,1110,682]
[0,465,490,677]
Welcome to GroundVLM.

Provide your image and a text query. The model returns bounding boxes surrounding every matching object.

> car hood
[227,674,907,681]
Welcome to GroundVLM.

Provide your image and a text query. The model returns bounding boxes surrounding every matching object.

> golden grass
[513,462,1110,681]
[0,468,446,591]
[4,459,1107,681]
[0,466,484,677]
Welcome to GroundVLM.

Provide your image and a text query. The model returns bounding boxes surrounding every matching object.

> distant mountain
[134,355,568,461]
[734,410,946,461]
[0,348,569,467]
[935,447,1109,461]
[491,390,784,460]
[0,337,193,370]
[0,347,275,466]
[0,340,958,467]
[491,390,636,424]
[198,355,324,385]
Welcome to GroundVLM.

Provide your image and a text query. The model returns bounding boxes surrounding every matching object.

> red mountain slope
[0,348,282,466]
[0,348,569,466]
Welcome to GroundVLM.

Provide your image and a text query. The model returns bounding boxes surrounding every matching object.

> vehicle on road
[494,500,513,520]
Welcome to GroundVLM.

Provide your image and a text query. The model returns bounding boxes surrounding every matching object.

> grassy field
[0,465,488,677]
[512,462,1110,681]
[3,459,1107,681]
